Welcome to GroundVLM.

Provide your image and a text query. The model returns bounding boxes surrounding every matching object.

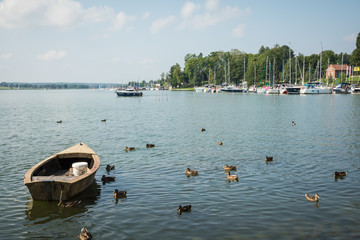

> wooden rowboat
[24,143,100,201]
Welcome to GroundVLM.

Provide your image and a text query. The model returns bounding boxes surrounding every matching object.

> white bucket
[72,162,88,176]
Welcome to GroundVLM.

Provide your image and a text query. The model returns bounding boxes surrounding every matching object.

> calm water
[0,90,360,239]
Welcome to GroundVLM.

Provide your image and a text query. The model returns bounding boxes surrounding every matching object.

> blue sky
[0,0,359,83]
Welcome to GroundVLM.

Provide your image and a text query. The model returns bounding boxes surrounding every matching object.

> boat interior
[31,155,94,181]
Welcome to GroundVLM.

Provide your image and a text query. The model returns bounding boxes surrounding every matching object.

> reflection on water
[25,181,101,223]
[0,90,359,239]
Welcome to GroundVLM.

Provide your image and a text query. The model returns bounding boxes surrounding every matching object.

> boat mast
[265,57,268,86]
[341,53,343,83]
[295,57,297,85]
[303,56,305,85]
[273,58,275,85]
[254,60,256,86]
[244,57,246,84]
[289,46,291,84]
[228,59,230,85]
[320,42,322,82]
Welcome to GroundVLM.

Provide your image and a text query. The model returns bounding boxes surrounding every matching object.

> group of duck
[56,119,107,124]
[124,143,155,152]
[102,164,127,200]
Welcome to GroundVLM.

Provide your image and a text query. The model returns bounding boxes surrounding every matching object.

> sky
[0,0,359,83]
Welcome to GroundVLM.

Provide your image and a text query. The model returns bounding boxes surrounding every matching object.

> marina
[1,89,360,239]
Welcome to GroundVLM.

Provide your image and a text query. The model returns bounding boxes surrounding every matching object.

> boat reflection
[25,181,101,223]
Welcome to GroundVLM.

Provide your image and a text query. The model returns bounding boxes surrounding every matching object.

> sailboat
[266,59,280,94]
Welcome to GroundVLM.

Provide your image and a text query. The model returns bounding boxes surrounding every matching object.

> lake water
[0,90,360,239]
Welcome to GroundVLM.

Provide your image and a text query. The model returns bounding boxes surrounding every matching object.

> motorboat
[351,84,360,94]
[116,87,143,96]
[333,83,351,94]
[300,82,331,94]
[285,85,301,94]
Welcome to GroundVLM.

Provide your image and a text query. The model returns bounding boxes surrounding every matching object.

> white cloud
[112,12,136,31]
[232,23,246,39]
[179,4,251,30]
[84,6,114,23]
[143,11,150,20]
[180,1,200,18]
[150,16,175,34]
[205,0,219,11]
[0,0,121,29]
[0,53,13,59]
[138,58,155,65]
[111,57,121,63]
[344,33,356,42]
[37,50,67,61]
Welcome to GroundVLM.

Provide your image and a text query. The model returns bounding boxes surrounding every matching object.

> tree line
[162,33,360,88]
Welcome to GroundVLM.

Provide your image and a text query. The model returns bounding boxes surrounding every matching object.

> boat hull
[24,143,100,201]
[300,88,331,94]
[116,91,143,96]
[286,87,301,94]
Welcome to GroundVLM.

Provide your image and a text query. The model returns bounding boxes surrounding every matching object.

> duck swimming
[57,120,62,123]
[200,128,206,132]
[79,227,93,240]
[227,172,239,181]
[146,144,155,148]
[101,119,106,122]
[101,175,115,182]
[113,189,127,199]
[58,200,81,208]
[292,121,296,126]
[305,193,320,202]
[106,164,115,171]
[224,164,236,171]
[177,204,192,214]
[265,156,273,163]
[124,146,136,151]
[185,168,198,176]
[218,141,223,145]
[334,171,347,178]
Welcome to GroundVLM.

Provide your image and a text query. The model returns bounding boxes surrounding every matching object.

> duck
[217,141,223,145]
[58,200,81,208]
[224,164,236,171]
[113,189,127,199]
[101,119,106,122]
[146,143,155,148]
[265,156,273,163]
[200,128,206,132]
[185,168,198,176]
[79,227,93,240]
[124,146,136,151]
[292,121,296,126]
[106,164,115,171]
[305,193,320,202]
[57,120,62,123]
[334,171,347,178]
[227,172,239,181]
[177,204,192,214]
[101,175,115,182]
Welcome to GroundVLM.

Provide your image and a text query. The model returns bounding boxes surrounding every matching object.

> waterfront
[0,90,360,239]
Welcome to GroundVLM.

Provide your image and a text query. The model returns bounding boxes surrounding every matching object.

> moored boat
[351,84,360,94]
[285,85,301,94]
[24,143,100,201]
[116,87,143,96]
[300,82,331,94]
[333,83,351,94]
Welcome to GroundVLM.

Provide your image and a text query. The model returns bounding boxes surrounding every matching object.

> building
[326,64,348,79]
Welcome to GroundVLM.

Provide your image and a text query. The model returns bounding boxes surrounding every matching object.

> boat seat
[32,175,77,182]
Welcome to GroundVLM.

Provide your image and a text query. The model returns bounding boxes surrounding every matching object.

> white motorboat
[300,82,331,94]
[351,84,360,94]
[195,87,204,93]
